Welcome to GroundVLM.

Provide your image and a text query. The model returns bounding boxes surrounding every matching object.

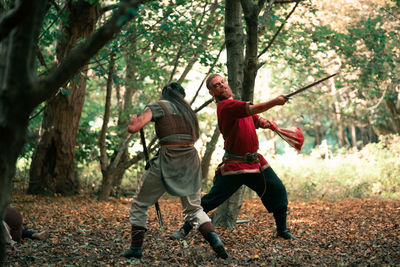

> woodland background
[0,0,399,266]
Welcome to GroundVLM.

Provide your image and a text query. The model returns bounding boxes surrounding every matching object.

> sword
[284,73,338,98]
[140,128,164,228]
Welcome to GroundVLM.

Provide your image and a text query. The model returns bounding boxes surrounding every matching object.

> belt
[223,152,259,163]
[160,142,194,147]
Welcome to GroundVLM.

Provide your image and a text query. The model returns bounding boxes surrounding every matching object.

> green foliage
[269,135,400,200]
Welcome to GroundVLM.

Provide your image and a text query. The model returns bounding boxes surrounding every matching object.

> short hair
[206,74,221,90]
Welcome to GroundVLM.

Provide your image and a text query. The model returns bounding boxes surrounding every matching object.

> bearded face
[208,75,234,101]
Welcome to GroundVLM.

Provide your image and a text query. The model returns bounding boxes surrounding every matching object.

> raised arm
[248,95,288,115]
[127,107,153,134]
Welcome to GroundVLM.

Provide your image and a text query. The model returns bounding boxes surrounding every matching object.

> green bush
[269,135,400,200]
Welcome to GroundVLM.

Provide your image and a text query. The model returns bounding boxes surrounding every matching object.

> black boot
[277,229,299,240]
[273,207,299,241]
[121,225,147,259]
[199,222,228,259]
[169,221,193,240]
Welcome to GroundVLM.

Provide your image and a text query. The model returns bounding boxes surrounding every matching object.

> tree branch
[257,0,300,60]
[0,0,34,41]
[99,52,116,172]
[36,0,150,106]
[194,98,214,113]
[190,41,225,105]
[258,0,275,35]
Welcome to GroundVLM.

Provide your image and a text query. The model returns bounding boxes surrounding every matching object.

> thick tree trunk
[28,0,100,196]
[28,76,85,195]
[225,0,244,97]
[0,120,30,264]
[241,0,261,101]
[211,0,265,229]
[0,1,49,262]
[210,186,246,228]
[208,0,245,229]
[385,97,400,134]
[99,172,114,201]
[1,0,146,262]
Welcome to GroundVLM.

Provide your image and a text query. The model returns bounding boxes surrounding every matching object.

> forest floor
[4,193,400,266]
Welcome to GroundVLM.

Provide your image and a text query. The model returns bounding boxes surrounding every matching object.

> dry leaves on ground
[4,194,400,266]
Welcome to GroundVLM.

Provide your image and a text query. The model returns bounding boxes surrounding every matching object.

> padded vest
[155,101,192,140]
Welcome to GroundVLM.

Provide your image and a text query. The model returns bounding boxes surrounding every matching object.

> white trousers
[129,164,210,228]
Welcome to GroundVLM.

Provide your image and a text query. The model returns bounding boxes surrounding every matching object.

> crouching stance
[121,82,228,259]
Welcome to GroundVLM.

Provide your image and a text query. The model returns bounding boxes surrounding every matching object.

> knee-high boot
[198,222,228,259]
[120,225,147,259]
[169,220,193,240]
[273,207,299,240]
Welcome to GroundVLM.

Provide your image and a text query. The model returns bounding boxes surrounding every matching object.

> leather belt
[160,142,194,147]
[223,152,259,163]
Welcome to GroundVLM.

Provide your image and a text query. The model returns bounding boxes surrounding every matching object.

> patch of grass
[270,135,400,200]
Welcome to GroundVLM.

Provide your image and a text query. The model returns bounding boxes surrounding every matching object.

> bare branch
[101,3,121,15]
[100,52,116,172]
[122,136,158,170]
[168,2,210,83]
[194,98,214,113]
[274,0,304,3]
[258,0,275,35]
[257,0,300,59]
[190,41,225,105]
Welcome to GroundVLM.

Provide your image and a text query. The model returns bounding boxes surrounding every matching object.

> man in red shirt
[171,74,298,241]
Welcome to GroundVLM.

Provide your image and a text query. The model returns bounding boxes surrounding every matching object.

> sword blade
[284,73,338,98]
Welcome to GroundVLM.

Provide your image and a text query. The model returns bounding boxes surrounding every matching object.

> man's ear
[208,89,214,97]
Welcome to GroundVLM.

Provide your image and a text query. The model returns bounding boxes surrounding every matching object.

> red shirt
[216,99,269,175]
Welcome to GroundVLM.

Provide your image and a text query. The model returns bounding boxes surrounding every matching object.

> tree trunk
[0,120,30,264]
[0,0,147,261]
[201,126,220,185]
[98,51,117,201]
[225,0,244,97]
[330,78,345,147]
[99,172,114,201]
[208,0,245,229]
[241,0,262,101]
[385,97,400,134]
[350,123,357,148]
[28,0,100,196]
[210,186,246,228]
[211,0,265,229]
[313,116,321,146]
[0,0,49,262]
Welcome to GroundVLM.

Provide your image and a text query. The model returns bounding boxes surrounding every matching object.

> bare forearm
[248,95,288,115]
[127,107,152,133]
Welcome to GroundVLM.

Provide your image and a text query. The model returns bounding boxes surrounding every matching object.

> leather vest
[155,101,192,140]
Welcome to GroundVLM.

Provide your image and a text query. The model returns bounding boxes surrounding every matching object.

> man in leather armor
[170,74,299,241]
[121,82,228,259]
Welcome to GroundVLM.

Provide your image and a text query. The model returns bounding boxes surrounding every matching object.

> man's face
[208,75,234,101]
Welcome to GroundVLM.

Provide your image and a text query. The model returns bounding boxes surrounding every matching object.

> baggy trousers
[201,166,288,213]
[129,162,210,228]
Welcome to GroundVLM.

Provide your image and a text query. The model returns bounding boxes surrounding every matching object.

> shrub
[268,135,400,200]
